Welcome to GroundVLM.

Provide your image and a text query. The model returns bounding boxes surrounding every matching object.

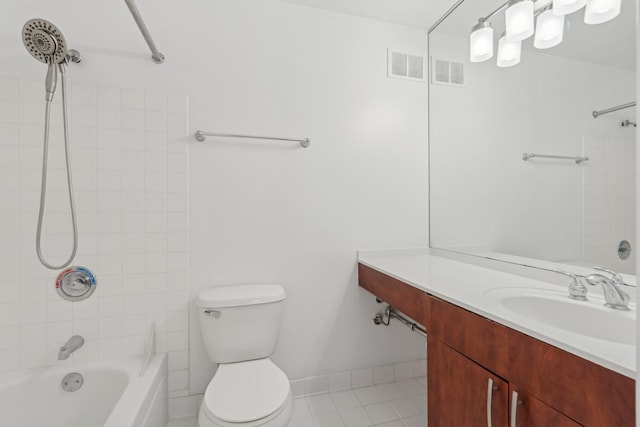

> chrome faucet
[584,267,630,310]
[58,335,84,360]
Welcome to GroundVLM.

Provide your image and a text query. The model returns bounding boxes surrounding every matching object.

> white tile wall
[583,135,636,273]
[0,77,190,418]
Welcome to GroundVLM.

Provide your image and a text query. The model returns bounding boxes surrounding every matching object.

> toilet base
[198,391,293,427]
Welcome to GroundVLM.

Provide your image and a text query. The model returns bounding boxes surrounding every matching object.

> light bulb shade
[497,33,521,67]
[534,10,564,48]
[584,0,621,24]
[505,0,534,41]
[469,21,494,62]
[553,0,587,15]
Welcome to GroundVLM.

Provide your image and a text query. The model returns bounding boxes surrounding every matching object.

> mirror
[428,0,636,275]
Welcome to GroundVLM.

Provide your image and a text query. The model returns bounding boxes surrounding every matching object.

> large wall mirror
[429,0,636,275]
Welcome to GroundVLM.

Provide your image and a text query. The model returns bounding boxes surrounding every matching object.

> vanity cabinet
[357,263,635,427]
[429,336,579,426]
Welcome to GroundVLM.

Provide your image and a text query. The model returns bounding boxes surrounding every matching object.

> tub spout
[58,335,84,360]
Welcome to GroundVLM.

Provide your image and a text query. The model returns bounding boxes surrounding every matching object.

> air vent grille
[431,57,465,87]
[388,49,426,83]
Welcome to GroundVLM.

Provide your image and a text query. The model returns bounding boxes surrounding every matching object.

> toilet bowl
[196,284,292,427]
[198,359,293,427]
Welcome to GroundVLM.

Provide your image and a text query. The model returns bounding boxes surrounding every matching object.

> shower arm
[124,0,165,64]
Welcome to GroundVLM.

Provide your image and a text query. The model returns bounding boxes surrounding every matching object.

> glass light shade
[553,0,587,15]
[534,10,564,49]
[505,0,535,41]
[584,0,621,24]
[469,21,494,62]
[497,33,522,67]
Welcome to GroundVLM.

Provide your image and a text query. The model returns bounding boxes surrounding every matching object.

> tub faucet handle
[593,266,625,285]
[567,274,588,301]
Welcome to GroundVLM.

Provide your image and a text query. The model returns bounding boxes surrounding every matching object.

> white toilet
[196,284,293,427]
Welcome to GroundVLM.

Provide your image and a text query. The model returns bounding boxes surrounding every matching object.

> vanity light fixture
[553,0,587,15]
[584,0,621,24]
[534,8,564,48]
[505,0,535,41]
[469,0,621,67]
[470,19,494,62]
[497,32,522,66]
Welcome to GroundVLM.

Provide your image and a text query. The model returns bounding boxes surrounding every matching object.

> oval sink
[484,287,636,346]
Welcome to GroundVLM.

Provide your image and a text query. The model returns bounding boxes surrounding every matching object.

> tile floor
[290,377,427,427]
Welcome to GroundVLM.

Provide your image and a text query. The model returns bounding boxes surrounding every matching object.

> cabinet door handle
[486,378,496,427]
[510,391,523,427]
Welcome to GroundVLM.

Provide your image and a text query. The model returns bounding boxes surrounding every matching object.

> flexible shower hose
[36,66,78,270]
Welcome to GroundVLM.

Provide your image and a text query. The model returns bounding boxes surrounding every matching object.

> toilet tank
[196,284,286,364]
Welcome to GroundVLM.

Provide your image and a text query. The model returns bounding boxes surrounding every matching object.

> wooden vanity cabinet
[428,335,509,426]
[357,263,635,427]
[428,336,579,427]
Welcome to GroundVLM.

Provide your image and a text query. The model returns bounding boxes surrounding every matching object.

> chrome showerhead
[22,19,68,64]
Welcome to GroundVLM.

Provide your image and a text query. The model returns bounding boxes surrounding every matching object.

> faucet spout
[584,269,631,310]
[58,335,84,360]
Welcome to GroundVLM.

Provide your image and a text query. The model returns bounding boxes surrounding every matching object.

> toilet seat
[202,358,291,425]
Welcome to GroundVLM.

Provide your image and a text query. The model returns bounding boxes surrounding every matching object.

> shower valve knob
[55,267,97,302]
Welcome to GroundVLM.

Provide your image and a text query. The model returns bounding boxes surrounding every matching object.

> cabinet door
[428,336,508,427]
[509,387,582,427]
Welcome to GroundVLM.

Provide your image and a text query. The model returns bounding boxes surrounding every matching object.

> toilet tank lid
[196,284,285,308]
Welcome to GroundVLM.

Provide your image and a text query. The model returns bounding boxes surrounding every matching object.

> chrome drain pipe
[373,304,426,337]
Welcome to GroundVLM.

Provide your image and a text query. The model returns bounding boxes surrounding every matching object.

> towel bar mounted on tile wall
[194,130,311,148]
[373,304,426,337]
[522,153,589,164]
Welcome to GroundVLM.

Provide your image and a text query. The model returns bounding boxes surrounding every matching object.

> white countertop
[358,248,636,379]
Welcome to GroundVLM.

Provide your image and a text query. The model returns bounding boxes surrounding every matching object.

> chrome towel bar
[592,101,636,118]
[194,130,311,148]
[522,153,588,164]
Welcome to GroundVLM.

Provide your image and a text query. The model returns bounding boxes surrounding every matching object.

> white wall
[0,0,429,421]
[429,32,636,265]
[188,1,429,394]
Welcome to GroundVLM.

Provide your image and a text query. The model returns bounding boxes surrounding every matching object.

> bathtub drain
[61,372,84,392]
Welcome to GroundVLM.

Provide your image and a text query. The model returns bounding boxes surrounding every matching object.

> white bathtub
[0,354,167,427]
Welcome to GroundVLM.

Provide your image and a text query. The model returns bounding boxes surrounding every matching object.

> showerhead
[22,19,67,64]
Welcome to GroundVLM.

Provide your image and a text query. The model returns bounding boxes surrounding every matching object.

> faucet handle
[593,266,625,285]
[568,276,588,301]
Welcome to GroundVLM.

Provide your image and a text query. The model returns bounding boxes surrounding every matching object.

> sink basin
[484,287,636,346]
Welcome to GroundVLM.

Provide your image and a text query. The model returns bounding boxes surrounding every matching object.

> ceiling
[274,0,457,30]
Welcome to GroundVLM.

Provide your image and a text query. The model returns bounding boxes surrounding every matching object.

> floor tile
[306,393,338,415]
[410,393,427,413]
[288,418,317,427]
[292,397,313,421]
[375,421,405,427]
[354,385,386,405]
[295,379,427,427]
[338,406,374,427]
[331,389,363,412]
[397,378,424,396]
[314,411,346,427]
[389,397,421,418]
[402,414,427,427]
[364,402,399,424]
[376,382,407,401]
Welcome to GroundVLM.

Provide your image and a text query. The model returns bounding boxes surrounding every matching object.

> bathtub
[0,353,167,427]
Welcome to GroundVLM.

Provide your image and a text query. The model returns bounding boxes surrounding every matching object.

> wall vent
[388,49,426,83]
[430,57,465,87]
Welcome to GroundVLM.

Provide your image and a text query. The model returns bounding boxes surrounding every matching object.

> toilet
[196,284,293,427]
